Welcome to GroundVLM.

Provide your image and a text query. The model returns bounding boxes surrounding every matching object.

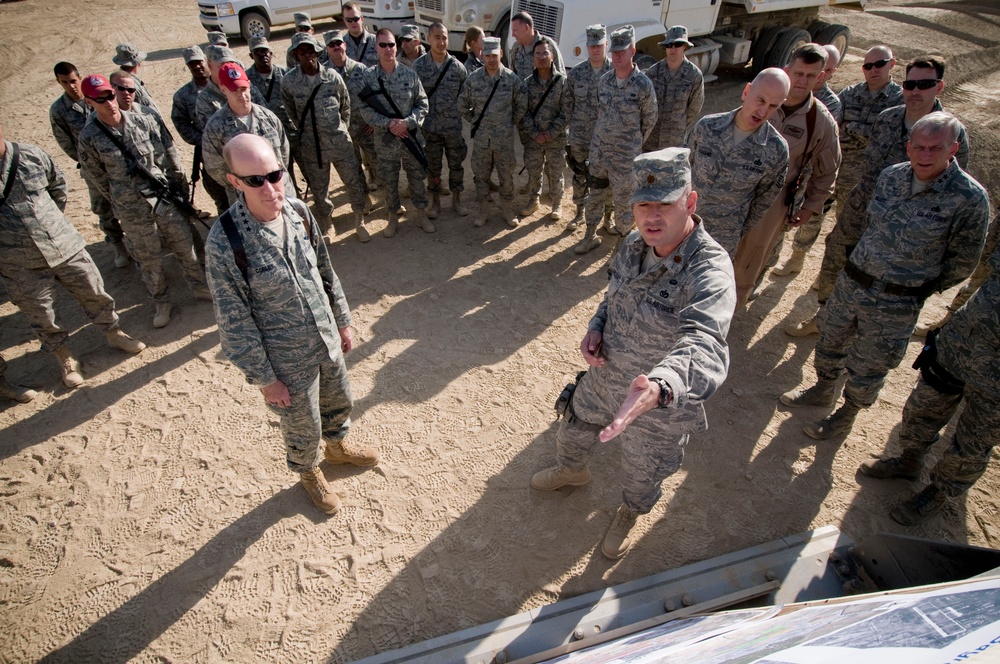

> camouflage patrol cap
[483,37,502,55]
[660,25,694,48]
[182,45,206,64]
[291,33,324,53]
[586,24,607,47]
[205,45,238,64]
[248,36,271,52]
[629,147,692,205]
[112,42,147,67]
[294,12,312,29]
[207,31,229,47]
[324,30,346,46]
[400,24,420,41]
[609,25,635,52]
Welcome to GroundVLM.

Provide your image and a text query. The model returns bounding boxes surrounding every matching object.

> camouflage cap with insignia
[609,25,635,52]
[483,37,501,55]
[294,12,312,28]
[400,24,420,41]
[629,147,692,205]
[205,45,238,64]
[112,42,147,67]
[207,31,229,46]
[660,25,694,48]
[248,36,270,52]
[182,45,206,64]
[290,33,323,53]
[324,29,345,46]
[586,24,607,47]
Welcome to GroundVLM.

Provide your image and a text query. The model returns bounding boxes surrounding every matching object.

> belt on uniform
[843,261,936,300]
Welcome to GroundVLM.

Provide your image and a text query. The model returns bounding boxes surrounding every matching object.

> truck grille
[415,0,443,14]
[513,0,562,42]
[198,3,218,18]
[357,1,375,10]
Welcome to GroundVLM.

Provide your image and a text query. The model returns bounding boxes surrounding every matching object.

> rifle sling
[426,58,454,99]
[472,75,502,139]
[297,83,324,163]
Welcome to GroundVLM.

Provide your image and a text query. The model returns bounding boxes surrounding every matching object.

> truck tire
[240,11,270,41]
[808,21,830,40]
[751,26,784,74]
[816,24,851,57]
[767,27,811,69]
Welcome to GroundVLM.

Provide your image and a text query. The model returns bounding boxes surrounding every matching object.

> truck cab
[355,0,416,35]
[413,0,511,54]
[198,0,343,41]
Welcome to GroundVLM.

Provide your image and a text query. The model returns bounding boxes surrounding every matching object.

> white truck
[355,0,417,35]
[198,0,343,41]
[413,0,512,54]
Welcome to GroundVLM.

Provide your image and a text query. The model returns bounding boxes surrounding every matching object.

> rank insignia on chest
[784,126,804,139]
[753,158,763,166]
[660,289,670,298]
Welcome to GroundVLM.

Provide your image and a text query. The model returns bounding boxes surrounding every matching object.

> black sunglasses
[862,59,891,70]
[296,26,312,32]
[114,84,136,94]
[345,16,361,23]
[233,167,285,188]
[664,42,686,49]
[378,41,396,48]
[902,79,941,90]
[88,95,115,104]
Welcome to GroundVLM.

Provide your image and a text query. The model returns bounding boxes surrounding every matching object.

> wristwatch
[649,377,672,408]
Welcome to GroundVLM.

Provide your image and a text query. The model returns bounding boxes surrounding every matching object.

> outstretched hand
[599,374,661,443]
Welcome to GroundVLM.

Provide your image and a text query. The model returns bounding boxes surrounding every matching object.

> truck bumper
[198,12,242,36]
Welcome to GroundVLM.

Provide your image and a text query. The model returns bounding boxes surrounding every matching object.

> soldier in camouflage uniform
[642,26,704,153]
[463,26,485,75]
[813,45,842,123]
[49,61,129,266]
[343,3,379,68]
[286,13,319,69]
[781,113,990,442]
[565,25,612,229]
[325,30,378,201]
[282,34,368,239]
[398,25,426,68]
[413,22,469,219]
[458,37,525,229]
[248,38,296,160]
[788,56,964,337]
[171,46,231,216]
[0,127,145,389]
[111,71,166,126]
[205,134,378,516]
[575,26,658,255]
[509,11,565,78]
[518,40,569,221]
[0,355,36,404]
[686,68,790,258]
[206,31,228,47]
[531,147,735,559]
[859,241,1000,526]
[357,28,433,237]
[202,62,290,204]
[78,74,210,329]
[111,43,160,114]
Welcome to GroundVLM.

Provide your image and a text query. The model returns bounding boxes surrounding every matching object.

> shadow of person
[39,486,306,663]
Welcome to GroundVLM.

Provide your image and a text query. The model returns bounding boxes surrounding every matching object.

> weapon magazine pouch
[912,329,965,395]
[555,370,588,418]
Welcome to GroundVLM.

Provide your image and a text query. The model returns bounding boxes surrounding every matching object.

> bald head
[736,67,790,132]
[867,45,893,61]
[224,134,285,221]
[223,133,275,172]
[863,45,896,90]
[823,45,841,68]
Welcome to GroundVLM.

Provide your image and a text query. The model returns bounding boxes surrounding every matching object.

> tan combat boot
[427,192,441,220]
[804,399,862,440]
[416,208,436,233]
[549,201,562,221]
[451,191,469,216]
[780,378,838,408]
[324,439,380,466]
[113,240,130,268]
[299,466,341,514]
[530,464,591,491]
[601,504,639,559]
[785,313,819,337]
[574,224,602,254]
[106,328,146,354]
[772,248,806,276]
[566,206,584,231]
[502,203,518,228]
[0,376,37,403]
[891,484,947,526]
[355,210,371,243]
[153,302,173,328]
[384,210,399,238]
[858,449,924,480]
[519,196,540,218]
[52,346,83,388]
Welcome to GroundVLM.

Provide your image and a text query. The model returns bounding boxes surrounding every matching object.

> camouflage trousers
[120,202,207,303]
[555,371,687,514]
[787,196,834,254]
[83,174,123,243]
[350,124,378,193]
[472,136,515,215]
[816,181,871,303]
[0,249,118,353]
[295,133,365,221]
[815,270,922,407]
[585,142,636,234]
[425,129,467,193]
[832,149,865,227]
[522,140,564,203]
[567,140,611,214]
[374,132,428,212]
[944,216,998,313]
[898,375,999,496]
[266,351,353,474]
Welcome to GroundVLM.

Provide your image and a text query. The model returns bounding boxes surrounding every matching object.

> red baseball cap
[218,62,250,92]
[81,74,114,98]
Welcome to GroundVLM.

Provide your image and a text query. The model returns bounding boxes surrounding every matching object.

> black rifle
[358,85,428,170]
[190,144,203,204]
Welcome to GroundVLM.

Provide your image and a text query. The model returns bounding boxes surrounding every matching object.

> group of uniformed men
[1,7,996,551]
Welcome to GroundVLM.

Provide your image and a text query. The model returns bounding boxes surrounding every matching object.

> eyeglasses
[862,59,891,71]
[296,26,312,32]
[88,95,115,104]
[232,167,285,187]
[378,42,396,49]
[902,79,941,90]
[114,84,136,94]
[664,42,686,49]
[345,16,361,23]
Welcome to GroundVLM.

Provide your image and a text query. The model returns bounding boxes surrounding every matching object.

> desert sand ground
[1,0,998,661]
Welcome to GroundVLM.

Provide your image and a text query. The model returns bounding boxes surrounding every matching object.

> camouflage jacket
[247,64,295,138]
[78,110,187,217]
[281,66,352,160]
[520,70,569,143]
[509,33,564,78]
[201,103,290,193]
[328,56,370,133]
[686,109,789,256]
[591,66,658,154]
[413,53,467,135]
[770,94,840,216]
[356,63,428,138]
[851,159,990,290]
[398,45,426,69]
[938,238,1000,394]
[464,53,484,75]
[0,141,84,269]
[345,30,379,68]
[580,220,735,435]
[814,83,842,124]
[566,56,612,148]
[643,58,704,151]
[838,79,903,153]
[195,81,228,131]
[458,66,525,145]
[49,93,91,162]
[205,195,352,387]
[171,79,208,146]
[130,73,161,116]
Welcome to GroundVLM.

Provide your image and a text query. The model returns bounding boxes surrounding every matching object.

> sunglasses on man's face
[862,59,890,71]
[114,84,136,94]
[233,167,285,188]
[378,42,396,49]
[89,95,115,104]
[345,16,361,23]
[902,79,941,90]
[296,26,311,32]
